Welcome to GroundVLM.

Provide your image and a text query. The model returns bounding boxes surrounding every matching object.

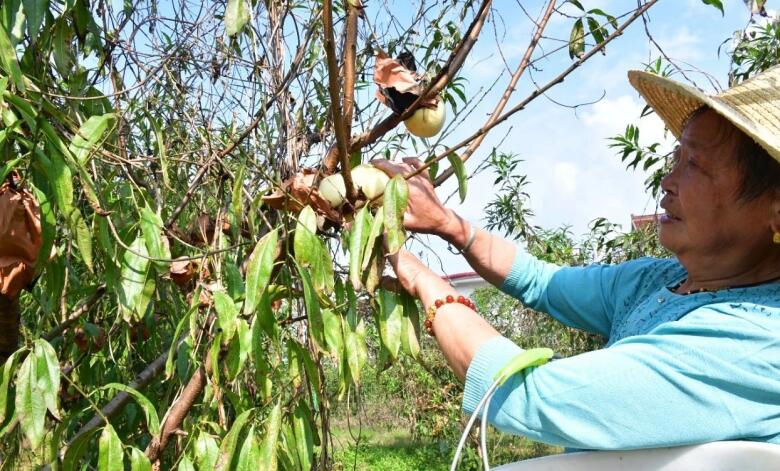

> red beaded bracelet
[423,295,476,336]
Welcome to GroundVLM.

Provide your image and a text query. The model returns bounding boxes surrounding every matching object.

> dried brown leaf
[0,182,42,297]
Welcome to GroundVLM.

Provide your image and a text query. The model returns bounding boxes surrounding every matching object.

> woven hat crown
[628,64,780,163]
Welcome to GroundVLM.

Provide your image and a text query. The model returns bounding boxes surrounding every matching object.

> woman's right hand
[371,158,457,237]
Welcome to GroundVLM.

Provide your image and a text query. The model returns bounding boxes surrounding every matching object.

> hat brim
[628,70,780,163]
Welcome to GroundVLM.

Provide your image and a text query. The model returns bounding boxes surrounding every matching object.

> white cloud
[552,162,580,196]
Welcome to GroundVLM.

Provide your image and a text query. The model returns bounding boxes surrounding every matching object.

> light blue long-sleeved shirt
[462,249,780,450]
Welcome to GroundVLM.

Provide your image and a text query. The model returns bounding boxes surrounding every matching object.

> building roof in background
[631,213,660,231]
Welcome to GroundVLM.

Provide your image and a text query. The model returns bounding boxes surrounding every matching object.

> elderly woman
[373,65,780,449]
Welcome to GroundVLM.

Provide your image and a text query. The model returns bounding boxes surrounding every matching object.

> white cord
[450,378,502,471]
[481,391,493,470]
[450,348,555,471]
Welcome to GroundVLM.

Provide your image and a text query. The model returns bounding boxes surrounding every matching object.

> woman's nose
[660,167,677,195]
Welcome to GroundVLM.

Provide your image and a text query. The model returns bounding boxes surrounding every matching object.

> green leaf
[140,205,170,271]
[30,183,55,277]
[225,318,251,381]
[69,209,94,272]
[98,424,124,471]
[69,113,114,165]
[701,0,724,15]
[129,446,152,471]
[291,402,314,470]
[375,289,403,363]
[568,18,585,59]
[52,18,74,75]
[225,261,246,301]
[214,291,239,342]
[224,0,251,37]
[177,456,196,471]
[102,383,160,436]
[0,349,21,425]
[16,340,59,449]
[35,150,89,269]
[362,206,384,271]
[1,0,25,45]
[288,340,320,395]
[345,327,368,386]
[258,401,282,471]
[295,260,326,351]
[194,432,219,471]
[147,114,170,188]
[586,16,605,45]
[63,428,99,471]
[215,408,254,470]
[446,153,468,203]
[322,308,344,361]
[235,426,261,470]
[348,206,371,290]
[0,156,21,183]
[400,292,421,360]
[383,175,409,254]
[22,0,47,41]
[0,23,24,92]
[244,229,278,315]
[231,164,245,223]
[165,304,195,379]
[294,206,334,295]
[117,237,154,323]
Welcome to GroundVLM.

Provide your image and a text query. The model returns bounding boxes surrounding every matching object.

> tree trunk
[0,295,20,363]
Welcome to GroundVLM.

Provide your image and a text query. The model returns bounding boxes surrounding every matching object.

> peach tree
[0,0,726,468]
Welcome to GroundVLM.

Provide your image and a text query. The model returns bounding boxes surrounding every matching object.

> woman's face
[659,110,776,262]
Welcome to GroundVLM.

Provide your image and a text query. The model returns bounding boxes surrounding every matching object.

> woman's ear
[770,190,780,238]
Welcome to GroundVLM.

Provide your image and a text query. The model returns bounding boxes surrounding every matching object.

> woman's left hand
[385,249,426,298]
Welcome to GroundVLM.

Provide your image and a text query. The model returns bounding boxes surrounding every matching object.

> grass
[331,426,450,471]
[329,424,563,471]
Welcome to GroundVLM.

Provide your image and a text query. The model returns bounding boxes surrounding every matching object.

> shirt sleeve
[462,306,780,450]
[500,249,662,337]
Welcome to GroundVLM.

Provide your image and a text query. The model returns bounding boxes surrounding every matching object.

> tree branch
[43,286,107,341]
[415,0,661,186]
[144,354,212,463]
[322,0,357,200]
[164,14,319,228]
[336,0,494,157]
[342,2,360,134]
[432,0,556,184]
[65,349,171,448]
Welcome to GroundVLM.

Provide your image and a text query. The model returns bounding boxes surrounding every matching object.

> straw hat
[628,64,780,164]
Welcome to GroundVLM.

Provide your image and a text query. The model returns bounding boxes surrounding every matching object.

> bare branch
[414,0,662,186]
[434,0,557,184]
[345,0,494,154]
[322,0,357,200]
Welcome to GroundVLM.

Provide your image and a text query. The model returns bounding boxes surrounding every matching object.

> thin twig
[43,286,107,341]
[337,0,494,157]
[414,0,661,186]
[435,0,557,185]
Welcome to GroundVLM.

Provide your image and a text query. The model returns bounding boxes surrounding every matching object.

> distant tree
[0,0,726,468]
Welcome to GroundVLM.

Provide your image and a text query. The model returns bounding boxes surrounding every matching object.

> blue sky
[405,0,764,274]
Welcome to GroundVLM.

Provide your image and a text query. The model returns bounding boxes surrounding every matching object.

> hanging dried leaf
[0,181,42,298]
[170,257,197,287]
[373,51,437,114]
[262,169,341,222]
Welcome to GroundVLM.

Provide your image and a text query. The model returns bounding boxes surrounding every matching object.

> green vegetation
[0,0,774,469]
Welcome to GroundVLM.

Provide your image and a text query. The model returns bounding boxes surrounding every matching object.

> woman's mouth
[660,212,681,223]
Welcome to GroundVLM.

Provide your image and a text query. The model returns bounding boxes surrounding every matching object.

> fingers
[370,159,408,177]
[402,157,424,170]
